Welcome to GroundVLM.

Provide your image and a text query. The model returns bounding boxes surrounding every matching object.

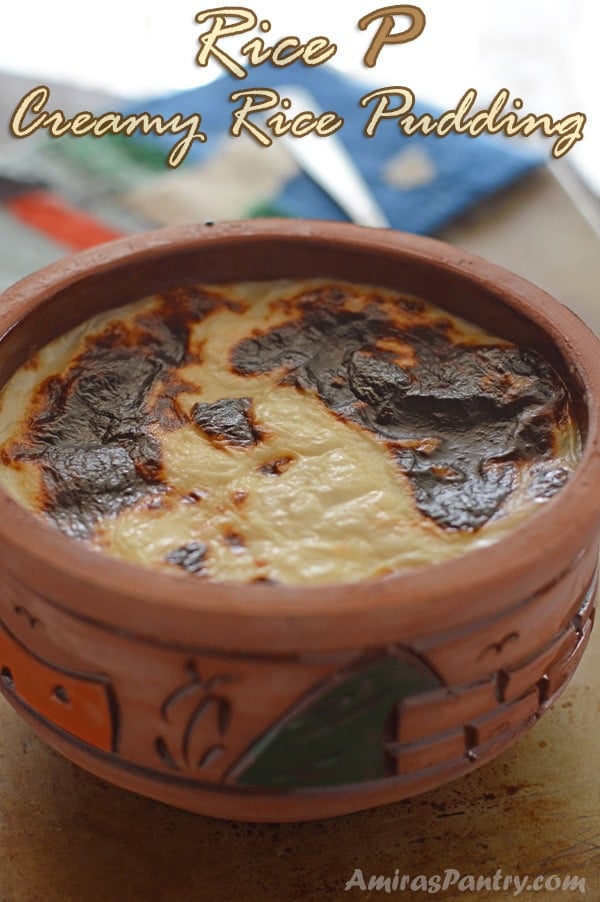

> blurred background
[0,0,599,331]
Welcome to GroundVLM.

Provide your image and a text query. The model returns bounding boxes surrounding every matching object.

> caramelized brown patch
[223,532,246,553]
[1,280,575,548]
[182,489,205,504]
[258,456,294,477]
[231,286,570,531]
[191,397,261,447]
[3,285,235,538]
[165,542,208,574]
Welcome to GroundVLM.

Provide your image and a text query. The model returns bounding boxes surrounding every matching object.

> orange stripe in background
[7,190,124,251]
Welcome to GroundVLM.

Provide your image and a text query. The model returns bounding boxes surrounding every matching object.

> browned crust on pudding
[0,278,579,583]
[230,284,572,530]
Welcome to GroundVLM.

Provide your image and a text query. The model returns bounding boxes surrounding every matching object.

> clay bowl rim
[0,219,599,654]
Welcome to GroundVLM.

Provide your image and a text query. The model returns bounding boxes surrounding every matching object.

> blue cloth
[125,64,542,234]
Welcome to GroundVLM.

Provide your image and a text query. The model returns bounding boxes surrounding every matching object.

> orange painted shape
[0,622,113,752]
[7,191,124,251]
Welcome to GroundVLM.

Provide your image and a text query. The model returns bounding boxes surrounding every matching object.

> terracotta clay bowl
[0,220,599,823]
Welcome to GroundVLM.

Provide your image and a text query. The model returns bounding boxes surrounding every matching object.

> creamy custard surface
[0,280,580,585]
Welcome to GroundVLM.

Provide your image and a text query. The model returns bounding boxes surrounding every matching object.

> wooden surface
[0,74,599,901]
[0,625,597,901]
